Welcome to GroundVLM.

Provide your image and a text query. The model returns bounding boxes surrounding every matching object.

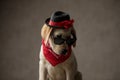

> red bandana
[42,40,71,66]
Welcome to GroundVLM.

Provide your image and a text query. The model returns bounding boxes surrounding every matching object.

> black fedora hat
[45,11,74,29]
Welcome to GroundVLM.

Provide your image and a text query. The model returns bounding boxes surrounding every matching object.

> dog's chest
[47,65,66,80]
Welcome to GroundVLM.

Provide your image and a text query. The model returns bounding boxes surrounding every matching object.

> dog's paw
[75,71,82,80]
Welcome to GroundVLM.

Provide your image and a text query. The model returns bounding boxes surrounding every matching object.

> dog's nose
[61,49,67,55]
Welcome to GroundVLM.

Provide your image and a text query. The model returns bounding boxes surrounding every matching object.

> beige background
[0,0,120,80]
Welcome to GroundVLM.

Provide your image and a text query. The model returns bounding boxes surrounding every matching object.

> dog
[39,11,81,80]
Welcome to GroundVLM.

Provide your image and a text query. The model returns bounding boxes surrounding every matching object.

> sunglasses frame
[52,35,76,46]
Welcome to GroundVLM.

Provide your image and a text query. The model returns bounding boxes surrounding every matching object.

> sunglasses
[53,36,76,46]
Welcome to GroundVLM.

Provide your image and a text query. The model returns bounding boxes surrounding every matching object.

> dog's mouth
[50,48,71,59]
[60,49,68,55]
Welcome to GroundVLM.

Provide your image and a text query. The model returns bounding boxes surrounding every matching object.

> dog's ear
[41,24,52,44]
[71,27,77,47]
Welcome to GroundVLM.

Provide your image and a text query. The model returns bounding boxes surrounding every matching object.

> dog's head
[41,11,76,55]
[41,24,76,55]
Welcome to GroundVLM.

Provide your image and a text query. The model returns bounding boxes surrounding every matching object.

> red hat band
[49,19,74,29]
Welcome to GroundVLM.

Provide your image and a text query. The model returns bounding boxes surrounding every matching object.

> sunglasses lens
[66,38,76,46]
[54,38,65,45]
